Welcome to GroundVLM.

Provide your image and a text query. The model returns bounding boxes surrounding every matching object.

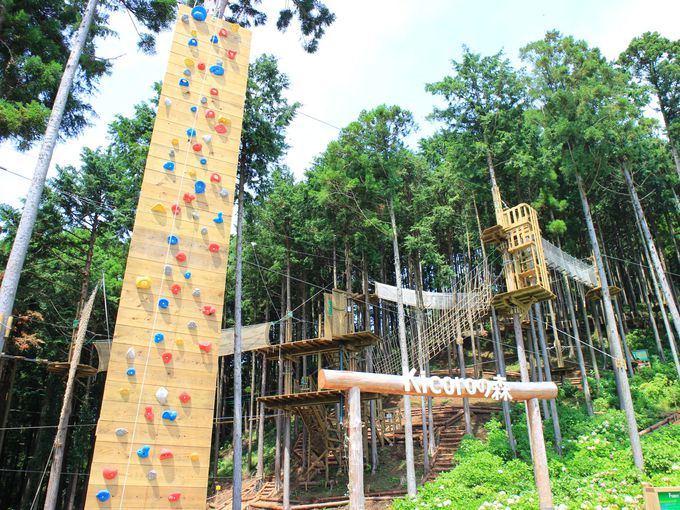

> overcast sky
[1,0,679,211]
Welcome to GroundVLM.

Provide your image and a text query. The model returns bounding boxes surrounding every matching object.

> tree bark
[256,354,267,484]
[490,307,516,456]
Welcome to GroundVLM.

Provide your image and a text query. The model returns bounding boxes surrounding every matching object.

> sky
[1,0,679,212]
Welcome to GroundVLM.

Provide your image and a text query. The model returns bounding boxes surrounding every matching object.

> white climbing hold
[202,134,212,143]
[219,188,229,198]
[169,149,176,157]
[164,98,172,107]
[126,347,136,360]
[115,427,128,437]
[200,227,208,235]
[192,288,201,297]
[187,320,197,330]
[164,265,172,275]
[155,387,169,405]
[147,469,157,481]
[192,211,200,220]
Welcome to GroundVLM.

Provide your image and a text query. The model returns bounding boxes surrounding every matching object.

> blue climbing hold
[127,367,136,376]
[200,96,208,104]
[190,106,197,113]
[179,78,189,87]
[162,409,178,421]
[183,68,191,77]
[191,5,207,21]
[158,298,169,309]
[184,271,192,279]
[210,35,218,44]
[96,490,111,502]
[195,180,206,193]
[213,212,224,224]
[200,158,207,165]
[167,235,178,245]
[186,128,196,137]
[154,332,165,343]
[163,161,175,171]
[137,445,151,458]
[188,38,198,47]
[209,65,224,76]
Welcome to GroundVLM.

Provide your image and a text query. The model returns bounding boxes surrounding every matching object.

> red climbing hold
[210,173,221,183]
[170,283,181,295]
[159,449,174,461]
[208,243,220,253]
[202,305,217,316]
[144,406,154,422]
[197,62,206,70]
[198,341,212,353]
[219,28,228,37]
[171,204,181,215]
[214,124,227,134]
[192,143,202,152]
[227,50,237,60]
[183,193,196,204]
[103,468,118,480]
[168,492,182,502]
[175,252,187,262]
[205,110,215,119]
[162,352,173,364]
[210,88,218,96]
[179,391,191,403]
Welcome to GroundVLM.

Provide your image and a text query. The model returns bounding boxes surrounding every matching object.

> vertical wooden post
[347,387,365,510]
[490,307,516,456]
[283,411,291,510]
[256,354,267,484]
[513,311,553,510]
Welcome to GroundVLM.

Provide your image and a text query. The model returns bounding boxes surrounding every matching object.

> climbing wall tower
[84,5,250,508]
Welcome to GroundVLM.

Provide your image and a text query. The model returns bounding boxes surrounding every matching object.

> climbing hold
[144,406,154,422]
[172,138,179,145]
[170,283,181,295]
[159,298,169,309]
[96,490,111,502]
[219,116,231,125]
[202,134,212,144]
[154,332,165,343]
[151,203,166,213]
[203,305,217,315]
[175,252,187,262]
[159,449,174,460]
[192,288,201,297]
[219,28,229,37]
[219,188,229,198]
[187,127,196,137]
[171,204,181,215]
[197,62,206,71]
[205,109,215,119]
[183,68,191,77]
[198,341,212,353]
[200,96,208,104]
[188,168,197,178]
[147,470,157,481]
[162,409,178,421]
[213,212,224,224]
[115,427,128,437]
[210,34,218,44]
[164,265,172,275]
[187,320,197,330]
[184,271,192,279]
[216,58,224,66]
[208,243,220,253]
[192,143,202,152]
[209,65,225,76]
[216,485,222,491]
[227,50,237,60]
[200,227,208,235]
[103,467,118,480]
[210,88,219,96]
[167,235,179,245]
[195,180,206,193]
[175,337,185,346]
[127,367,136,376]
[126,347,136,360]
[164,161,175,171]
[184,57,194,66]
[210,173,221,183]
[193,212,201,220]
[190,105,197,113]
[188,38,198,47]
[183,193,196,204]
[168,492,182,502]
[200,157,208,165]
[155,387,169,405]
[191,5,207,20]
[181,13,189,23]
[191,29,197,37]
[137,444,151,458]
[164,98,172,107]
[190,452,200,461]
[136,276,152,289]
[179,78,189,87]
[162,352,173,364]
[215,124,227,134]
[119,387,130,398]
[169,149,175,157]
[179,391,191,403]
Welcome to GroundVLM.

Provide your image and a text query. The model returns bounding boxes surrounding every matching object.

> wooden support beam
[347,387,365,510]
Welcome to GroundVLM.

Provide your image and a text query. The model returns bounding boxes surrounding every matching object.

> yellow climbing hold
[151,203,166,213]
[175,338,185,346]
[215,485,222,491]
[187,169,197,178]
[184,58,195,67]
[230,22,239,33]
[171,138,179,145]
[191,29,197,37]
[119,388,130,398]
[190,452,199,461]
[218,117,231,125]
[135,276,152,289]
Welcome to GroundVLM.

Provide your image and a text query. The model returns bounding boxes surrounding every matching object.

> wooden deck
[255,330,380,360]
[258,389,380,409]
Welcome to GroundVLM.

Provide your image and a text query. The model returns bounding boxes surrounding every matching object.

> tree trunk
[575,171,644,470]
[388,197,416,496]
[490,307,516,456]
[577,285,600,384]
[637,267,666,361]
[256,354,267,484]
[363,256,379,473]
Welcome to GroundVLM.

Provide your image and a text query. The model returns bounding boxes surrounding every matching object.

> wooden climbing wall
[84,6,250,508]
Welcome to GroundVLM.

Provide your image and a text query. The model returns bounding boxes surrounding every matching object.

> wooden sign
[83,6,250,509]
[644,483,680,510]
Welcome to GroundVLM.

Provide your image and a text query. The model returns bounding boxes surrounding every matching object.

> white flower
[498,469,503,473]
[672,464,679,471]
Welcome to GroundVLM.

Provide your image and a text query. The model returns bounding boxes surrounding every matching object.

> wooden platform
[492,285,555,313]
[46,361,98,378]
[258,389,380,409]
[481,224,506,246]
[255,331,380,360]
[585,285,622,302]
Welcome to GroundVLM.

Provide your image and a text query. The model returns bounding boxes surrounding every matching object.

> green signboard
[659,490,680,510]
[632,349,650,362]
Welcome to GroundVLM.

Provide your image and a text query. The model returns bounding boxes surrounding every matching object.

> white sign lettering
[402,369,513,401]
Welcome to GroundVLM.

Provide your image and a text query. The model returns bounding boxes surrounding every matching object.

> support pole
[491,307,516,456]
[283,411,291,510]
[347,387,365,510]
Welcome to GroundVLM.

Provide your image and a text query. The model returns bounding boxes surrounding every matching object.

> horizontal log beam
[318,369,558,401]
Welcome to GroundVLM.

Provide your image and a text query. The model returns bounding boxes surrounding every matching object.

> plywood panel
[84,6,250,509]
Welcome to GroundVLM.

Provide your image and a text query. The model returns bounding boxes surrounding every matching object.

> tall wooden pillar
[347,387,365,510]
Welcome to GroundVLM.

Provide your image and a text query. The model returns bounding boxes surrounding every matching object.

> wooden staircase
[291,405,343,483]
